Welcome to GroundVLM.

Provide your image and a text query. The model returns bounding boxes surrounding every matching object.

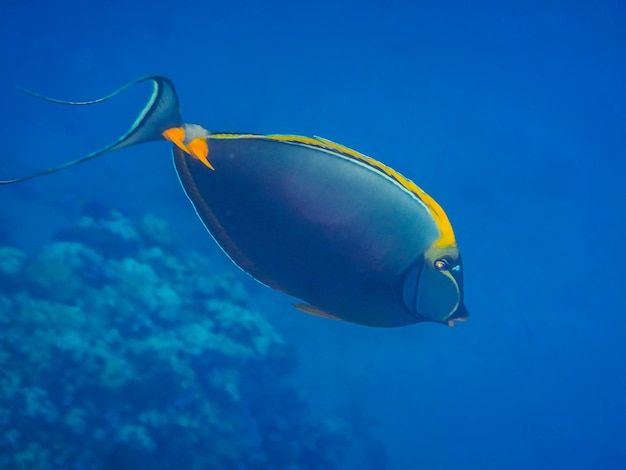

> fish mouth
[447,304,469,328]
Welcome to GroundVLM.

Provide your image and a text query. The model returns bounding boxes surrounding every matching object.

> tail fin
[0,76,183,184]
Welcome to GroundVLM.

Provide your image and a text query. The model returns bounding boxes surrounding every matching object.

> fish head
[404,244,468,326]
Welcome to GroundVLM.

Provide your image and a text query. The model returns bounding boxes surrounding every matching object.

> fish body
[1,77,468,328]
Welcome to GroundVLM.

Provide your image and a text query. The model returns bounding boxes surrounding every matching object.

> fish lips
[447,303,469,327]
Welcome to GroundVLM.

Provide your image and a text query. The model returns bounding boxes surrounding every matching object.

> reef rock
[0,211,350,469]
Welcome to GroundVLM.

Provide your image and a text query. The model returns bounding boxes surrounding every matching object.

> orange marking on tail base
[187,138,213,170]
[163,128,214,170]
[162,127,186,149]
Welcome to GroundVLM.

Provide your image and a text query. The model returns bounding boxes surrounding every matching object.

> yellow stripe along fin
[208,132,457,248]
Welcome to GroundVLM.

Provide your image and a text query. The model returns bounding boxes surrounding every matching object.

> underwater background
[1,0,625,468]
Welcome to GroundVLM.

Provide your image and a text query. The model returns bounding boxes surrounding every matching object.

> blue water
[1,0,625,468]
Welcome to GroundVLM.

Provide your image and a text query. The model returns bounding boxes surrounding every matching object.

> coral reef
[0,209,350,469]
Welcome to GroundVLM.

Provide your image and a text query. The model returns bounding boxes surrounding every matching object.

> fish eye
[434,257,452,271]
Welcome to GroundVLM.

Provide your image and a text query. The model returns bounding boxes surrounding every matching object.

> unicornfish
[0,76,468,328]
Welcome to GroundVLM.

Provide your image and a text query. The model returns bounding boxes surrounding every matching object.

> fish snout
[447,304,469,327]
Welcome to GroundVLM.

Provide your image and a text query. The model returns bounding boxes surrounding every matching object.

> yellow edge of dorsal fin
[312,137,457,249]
[208,133,457,248]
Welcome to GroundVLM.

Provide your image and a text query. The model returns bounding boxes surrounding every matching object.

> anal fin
[293,303,342,321]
